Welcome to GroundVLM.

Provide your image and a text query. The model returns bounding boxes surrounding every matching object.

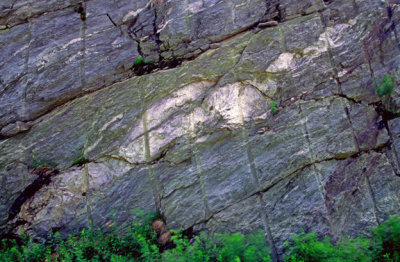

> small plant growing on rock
[376,74,395,98]
[134,57,145,66]
[71,156,88,166]
[270,101,278,115]
[133,57,157,75]
[375,74,398,115]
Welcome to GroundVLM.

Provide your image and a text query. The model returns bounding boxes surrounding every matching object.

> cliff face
[1,0,400,257]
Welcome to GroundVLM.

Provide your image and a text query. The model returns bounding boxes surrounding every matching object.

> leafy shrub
[0,232,52,262]
[283,217,400,262]
[163,230,272,262]
[371,216,400,262]
[374,74,398,114]
[0,224,271,261]
[375,74,395,98]
[284,231,371,262]
[3,213,400,262]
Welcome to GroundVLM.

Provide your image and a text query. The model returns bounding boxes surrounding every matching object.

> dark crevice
[181,226,195,240]
[259,146,388,196]
[387,4,393,20]
[126,13,144,58]
[262,0,282,23]
[7,167,59,221]
[106,13,118,27]
[74,3,86,21]
[152,7,163,61]
[343,103,361,152]
[335,93,362,104]
[129,2,272,77]
[362,41,376,83]
[373,102,400,139]
[160,180,198,201]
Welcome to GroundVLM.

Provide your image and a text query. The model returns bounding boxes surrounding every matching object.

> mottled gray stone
[87,160,156,230]
[279,0,325,21]
[300,97,358,160]
[0,121,32,137]
[196,195,264,235]
[200,131,257,213]
[388,118,400,174]
[364,152,400,223]
[317,151,400,236]
[11,167,89,238]
[0,163,35,233]
[161,181,206,230]
[262,165,331,255]
[347,102,389,150]
[250,103,312,191]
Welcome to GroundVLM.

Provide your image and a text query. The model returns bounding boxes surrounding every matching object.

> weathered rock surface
[1,0,400,260]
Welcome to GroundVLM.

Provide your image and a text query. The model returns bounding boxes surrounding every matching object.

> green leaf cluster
[163,230,271,262]
[2,214,400,262]
[371,216,400,262]
[284,215,400,262]
[284,231,370,262]
[134,57,154,66]
[270,101,277,115]
[134,57,145,66]
[0,210,271,262]
[375,74,395,98]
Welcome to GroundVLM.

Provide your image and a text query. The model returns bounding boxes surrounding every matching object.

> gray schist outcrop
[1,0,400,259]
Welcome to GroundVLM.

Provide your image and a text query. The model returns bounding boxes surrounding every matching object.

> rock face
[1,0,400,260]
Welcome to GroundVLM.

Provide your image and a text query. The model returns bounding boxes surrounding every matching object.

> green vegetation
[71,156,89,166]
[134,57,154,66]
[371,216,400,261]
[163,230,271,262]
[0,211,271,262]
[270,101,277,115]
[2,214,400,262]
[374,74,398,114]
[284,231,370,262]
[133,57,157,75]
[284,215,400,262]
[375,74,395,98]
[134,57,145,66]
